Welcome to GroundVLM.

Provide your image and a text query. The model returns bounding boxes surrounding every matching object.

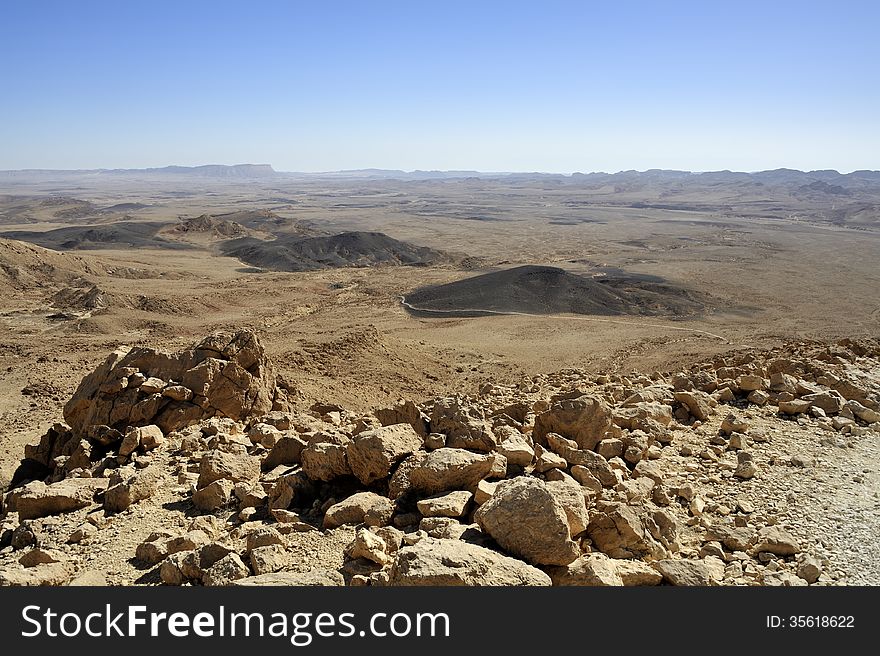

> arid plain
[1,167,878,585]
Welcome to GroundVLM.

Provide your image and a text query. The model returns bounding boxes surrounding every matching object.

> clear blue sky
[2,0,878,173]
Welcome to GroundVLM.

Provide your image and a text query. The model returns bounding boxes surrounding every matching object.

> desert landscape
[0,165,878,586]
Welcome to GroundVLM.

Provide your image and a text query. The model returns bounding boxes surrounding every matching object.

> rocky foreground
[1,331,879,586]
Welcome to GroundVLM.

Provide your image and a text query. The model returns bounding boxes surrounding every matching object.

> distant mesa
[221,231,451,272]
[403,265,709,318]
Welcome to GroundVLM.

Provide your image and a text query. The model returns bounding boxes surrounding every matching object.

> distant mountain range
[1,164,879,186]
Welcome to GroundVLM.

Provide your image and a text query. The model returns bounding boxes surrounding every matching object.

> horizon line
[1,164,880,176]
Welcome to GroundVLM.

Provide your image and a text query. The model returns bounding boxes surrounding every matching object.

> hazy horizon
[2,0,878,172]
[2,163,879,176]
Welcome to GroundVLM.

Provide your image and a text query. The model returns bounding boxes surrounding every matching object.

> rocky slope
[1,331,878,586]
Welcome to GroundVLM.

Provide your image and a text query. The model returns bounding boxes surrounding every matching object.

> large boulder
[7,479,108,520]
[673,391,714,422]
[104,466,163,513]
[388,538,551,586]
[375,399,428,437]
[430,397,496,452]
[346,424,423,485]
[63,330,278,437]
[197,450,260,488]
[533,395,612,451]
[474,477,580,566]
[408,448,495,495]
[323,492,395,529]
[587,502,661,559]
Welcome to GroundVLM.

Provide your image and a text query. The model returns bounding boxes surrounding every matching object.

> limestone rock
[197,450,259,488]
[193,479,235,511]
[249,544,290,575]
[346,423,423,485]
[547,554,623,586]
[546,434,617,487]
[104,466,163,513]
[534,395,613,451]
[545,478,589,537]
[9,478,107,520]
[797,555,823,583]
[416,491,473,518]
[388,537,551,586]
[617,560,664,586]
[261,435,307,471]
[495,432,535,467]
[375,399,429,437]
[0,562,71,586]
[720,413,749,436]
[673,391,714,421]
[346,528,390,566]
[778,399,812,415]
[587,502,658,559]
[801,391,845,414]
[408,448,494,495]
[475,477,580,566]
[63,330,277,437]
[431,396,496,452]
[755,526,800,556]
[201,553,250,586]
[300,442,351,481]
[734,451,758,480]
[654,559,713,586]
[323,492,395,529]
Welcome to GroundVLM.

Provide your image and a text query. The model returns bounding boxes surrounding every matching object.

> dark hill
[221,231,451,272]
[1,222,189,250]
[403,265,708,317]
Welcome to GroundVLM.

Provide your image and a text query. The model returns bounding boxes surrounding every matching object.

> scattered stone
[755,526,800,556]
[346,528,390,566]
[323,492,395,529]
[249,544,290,575]
[674,391,713,421]
[193,479,235,511]
[300,442,351,481]
[417,491,473,518]
[734,451,758,480]
[778,399,812,415]
[587,502,659,559]
[797,555,823,584]
[720,413,749,436]
[201,552,250,586]
[431,396,495,452]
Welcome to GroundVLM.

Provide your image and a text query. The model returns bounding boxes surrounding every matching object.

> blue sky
[1,0,878,172]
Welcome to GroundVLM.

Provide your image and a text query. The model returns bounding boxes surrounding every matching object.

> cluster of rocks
[1,332,878,586]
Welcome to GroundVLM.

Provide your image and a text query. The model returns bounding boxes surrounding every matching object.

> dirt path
[400,295,730,342]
